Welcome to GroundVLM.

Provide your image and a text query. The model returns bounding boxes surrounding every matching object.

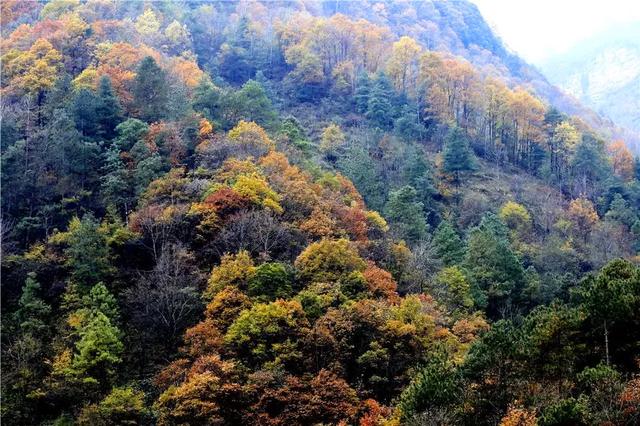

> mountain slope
[1,1,639,425]
[313,0,634,145]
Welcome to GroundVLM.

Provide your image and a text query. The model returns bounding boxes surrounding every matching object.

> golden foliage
[232,174,283,214]
[170,57,204,89]
[387,36,422,96]
[299,207,338,239]
[608,140,635,181]
[499,201,532,233]
[498,404,537,426]
[135,8,161,37]
[204,251,256,298]
[320,123,346,156]
[2,38,62,96]
[228,120,275,150]
[295,238,366,283]
[198,118,213,140]
[567,197,599,235]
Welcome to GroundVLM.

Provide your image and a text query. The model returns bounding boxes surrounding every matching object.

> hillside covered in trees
[1,1,639,425]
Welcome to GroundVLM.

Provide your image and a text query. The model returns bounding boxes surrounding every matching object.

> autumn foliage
[2,1,639,425]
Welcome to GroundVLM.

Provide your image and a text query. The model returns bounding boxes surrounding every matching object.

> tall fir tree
[580,259,640,367]
[366,72,394,129]
[192,77,220,121]
[133,56,169,123]
[64,215,113,289]
[95,76,122,140]
[70,311,123,386]
[403,151,440,224]
[384,185,428,243]
[571,135,610,198]
[432,221,465,266]
[464,213,525,318]
[235,79,277,126]
[354,72,371,114]
[442,126,475,183]
[605,194,637,228]
[15,273,51,336]
[71,88,99,138]
[101,146,134,218]
[397,352,461,422]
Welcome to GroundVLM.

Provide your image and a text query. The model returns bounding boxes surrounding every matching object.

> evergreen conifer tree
[354,72,371,114]
[433,221,465,266]
[71,88,99,137]
[366,72,394,129]
[464,213,525,318]
[442,126,475,183]
[95,76,122,140]
[133,56,169,122]
[15,273,51,336]
[384,185,428,243]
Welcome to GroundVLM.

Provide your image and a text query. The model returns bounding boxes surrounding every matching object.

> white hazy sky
[472,0,640,64]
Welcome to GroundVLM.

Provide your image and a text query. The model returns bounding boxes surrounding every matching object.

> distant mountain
[320,0,638,148]
[541,23,640,143]
[322,1,574,104]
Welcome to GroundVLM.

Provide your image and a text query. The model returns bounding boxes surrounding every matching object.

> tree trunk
[604,319,610,365]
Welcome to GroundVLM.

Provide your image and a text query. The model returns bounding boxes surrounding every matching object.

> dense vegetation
[1,1,639,425]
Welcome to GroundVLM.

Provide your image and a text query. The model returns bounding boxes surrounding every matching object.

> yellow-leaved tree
[3,38,62,98]
[387,36,422,97]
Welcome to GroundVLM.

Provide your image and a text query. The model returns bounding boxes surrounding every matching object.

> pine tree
[101,146,134,218]
[64,215,113,288]
[604,194,637,228]
[395,105,424,141]
[114,118,149,151]
[397,352,461,422]
[71,88,99,137]
[366,72,394,129]
[432,221,465,266]
[338,146,386,211]
[571,137,609,196]
[235,79,277,126]
[442,126,475,183]
[15,273,51,336]
[70,311,123,384]
[192,77,220,121]
[95,76,122,140]
[354,72,371,114]
[83,282,120,323]
[166,80,191,120]
[134,154,164,195]
[464,213,525,318]
[581,259,640,366]
[384,185,428,243]
[133,56,169,123]
[280,116,311,151]
[544,106,565,128]
[404,151,439,223]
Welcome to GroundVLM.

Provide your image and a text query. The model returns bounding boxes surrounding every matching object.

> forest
[1,1,639,425]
